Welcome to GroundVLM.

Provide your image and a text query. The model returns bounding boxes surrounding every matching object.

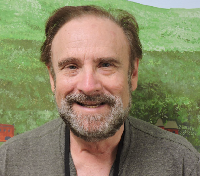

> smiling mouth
[76,102,105,108]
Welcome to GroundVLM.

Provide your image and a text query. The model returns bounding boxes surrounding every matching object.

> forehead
[51,15,130,61]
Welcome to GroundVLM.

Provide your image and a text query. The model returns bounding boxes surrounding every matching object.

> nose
[77,68,102,95]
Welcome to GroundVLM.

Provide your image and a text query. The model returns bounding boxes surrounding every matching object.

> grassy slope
[0,0,200,51]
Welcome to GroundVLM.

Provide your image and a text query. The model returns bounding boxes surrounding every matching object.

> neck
[70,124,124,159]
[70,125,124,175]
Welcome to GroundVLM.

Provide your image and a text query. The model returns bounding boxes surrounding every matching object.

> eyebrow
[95,57,121,65]
[58,57,80,68]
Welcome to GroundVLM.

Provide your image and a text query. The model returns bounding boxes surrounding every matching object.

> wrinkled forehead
[51,15,130,59]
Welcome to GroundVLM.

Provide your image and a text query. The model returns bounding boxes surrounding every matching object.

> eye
[62,64,79,76]
[100,62,112,68]
[68,65,77,69]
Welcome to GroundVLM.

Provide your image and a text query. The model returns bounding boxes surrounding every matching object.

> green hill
[0,0,200,51]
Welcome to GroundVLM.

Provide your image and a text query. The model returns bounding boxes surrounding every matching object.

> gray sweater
[0,117,200,176]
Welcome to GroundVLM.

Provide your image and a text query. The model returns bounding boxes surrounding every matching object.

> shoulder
[0,118,66,175]
[121,117,200,175]
[0,118,64,149]
[127,116,198,155]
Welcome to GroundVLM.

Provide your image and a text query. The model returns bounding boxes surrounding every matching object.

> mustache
[64,93,116,106]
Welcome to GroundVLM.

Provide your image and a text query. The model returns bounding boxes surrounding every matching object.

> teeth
[76,102,104,108]
[84,105,99,108]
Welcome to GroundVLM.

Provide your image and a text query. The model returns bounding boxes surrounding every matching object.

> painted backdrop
[0,0,200,151]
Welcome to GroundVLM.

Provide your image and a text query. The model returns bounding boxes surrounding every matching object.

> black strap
[65,127,125,176]
[113,130,125,176]
[65,126,70,176]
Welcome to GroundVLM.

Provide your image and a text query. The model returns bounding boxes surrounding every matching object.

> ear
[47,66,55,93]
[131,59,139,91]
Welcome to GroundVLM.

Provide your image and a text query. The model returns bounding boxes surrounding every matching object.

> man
[0,5,200,176]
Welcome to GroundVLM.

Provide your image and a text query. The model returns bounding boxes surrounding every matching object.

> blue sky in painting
[128,0,200,9]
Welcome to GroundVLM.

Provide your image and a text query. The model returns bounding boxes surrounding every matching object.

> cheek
[119,83,131,107]
[105,77,130,103]
[54,76,75,102]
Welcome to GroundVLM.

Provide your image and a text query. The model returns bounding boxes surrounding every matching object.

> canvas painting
[0,0,199,152]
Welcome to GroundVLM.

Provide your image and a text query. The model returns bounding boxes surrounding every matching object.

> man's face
[49,15,139,141]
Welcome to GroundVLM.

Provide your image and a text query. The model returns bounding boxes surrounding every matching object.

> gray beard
[57,93,131,142]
